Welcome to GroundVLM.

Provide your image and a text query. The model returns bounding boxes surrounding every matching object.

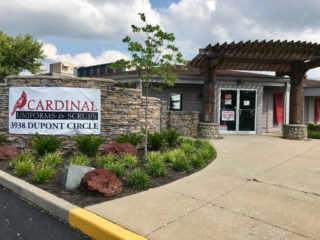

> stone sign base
[197,122,220,139]
[283,124,307,140]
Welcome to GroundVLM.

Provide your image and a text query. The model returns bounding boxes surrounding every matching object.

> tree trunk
[145,92,148,154]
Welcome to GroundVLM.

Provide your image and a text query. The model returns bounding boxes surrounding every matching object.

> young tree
[0,31,45,82]
[112,13,187,153]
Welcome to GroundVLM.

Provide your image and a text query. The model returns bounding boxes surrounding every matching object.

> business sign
[221,111,235,121]
[9,87,101,135]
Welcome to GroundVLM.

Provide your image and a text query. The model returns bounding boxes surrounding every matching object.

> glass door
[219,89,256,134]
[220,90,237,133]
[239,90,256,133]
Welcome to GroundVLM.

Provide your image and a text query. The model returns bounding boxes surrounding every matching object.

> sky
[1,0,320,79]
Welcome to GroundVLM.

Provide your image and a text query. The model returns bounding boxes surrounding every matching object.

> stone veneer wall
[0,76,163,149]
[197,123,220,139]
[166,111,199,137]
[283,124,307,140]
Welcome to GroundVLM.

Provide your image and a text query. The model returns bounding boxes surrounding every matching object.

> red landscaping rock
[104,142,137,156]
[80,169,122,197]
[0,146,19,161]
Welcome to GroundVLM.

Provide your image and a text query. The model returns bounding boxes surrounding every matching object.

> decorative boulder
[0,146,19,161]
[81,169,122,197]
[104,142,137,156]
[60,165,94,191]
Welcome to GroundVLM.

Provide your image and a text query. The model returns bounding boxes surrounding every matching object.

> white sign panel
[9,87,101,135]
[221,111,235,121]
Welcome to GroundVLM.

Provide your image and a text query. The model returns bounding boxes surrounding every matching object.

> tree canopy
[0,31,45,82]
[112,13,187,153]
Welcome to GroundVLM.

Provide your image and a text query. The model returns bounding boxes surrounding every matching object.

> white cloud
[41,43,130,73]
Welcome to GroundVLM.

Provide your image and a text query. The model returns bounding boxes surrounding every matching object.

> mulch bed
[0,148,209,208]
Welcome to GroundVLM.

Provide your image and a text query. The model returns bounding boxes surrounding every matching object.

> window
[92,67,98,75]
[100,66,106,74]
[85,68,91,76]
[170,93,183,111]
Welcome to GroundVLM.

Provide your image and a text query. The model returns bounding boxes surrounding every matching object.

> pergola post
[202,58,217,122]
[289,66,306,124]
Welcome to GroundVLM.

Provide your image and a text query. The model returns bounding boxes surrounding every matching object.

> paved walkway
[86,134,320,240]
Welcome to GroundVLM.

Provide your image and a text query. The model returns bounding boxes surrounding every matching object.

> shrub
[127,168,151,190]
[164,129,180,146]
[69,154,91,166]
[145,151,163,162]
[113,133,144,147]
[195,140,217,161]
[163,151,176,164]
[104,143,137,156]
[171,149,192,172]
[40,152,62,170]
[13,159,34,176]
[10,151,34,168]
[118,154,138,169]
[307,123,317,131]
[145,158,167,177]
[96,154,116,168]
[72,135,105,157]
[178,138,195,146]
[104,163,125,178]
[189,154,205,168]
[308,130,320,139]
[0,134,7,144]
[28,133,65,156]
[33,164,55,183]
[180,143,195,155]
[147,131,167,150]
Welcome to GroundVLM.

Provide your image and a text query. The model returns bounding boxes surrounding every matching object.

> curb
[0,170,147,240]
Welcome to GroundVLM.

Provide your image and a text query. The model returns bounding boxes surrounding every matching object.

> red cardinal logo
[11,91,27,116]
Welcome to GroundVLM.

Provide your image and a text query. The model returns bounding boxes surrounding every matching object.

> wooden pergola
[188,40,320,124]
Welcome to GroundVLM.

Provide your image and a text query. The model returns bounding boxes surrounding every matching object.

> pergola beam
[298,58,320,71]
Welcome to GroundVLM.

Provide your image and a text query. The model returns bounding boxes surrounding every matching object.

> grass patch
[127,168,151,190]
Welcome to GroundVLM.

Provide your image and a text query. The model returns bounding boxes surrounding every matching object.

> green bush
[33,164,55,183]
[69,154,91,166]
[10,151,35,168]
[178,138,195,146]
[145,151,163,162]
[180,143,195,154]
[13,159,34,176]
[307,123,317,131]
[164,129,180,146]
[127,168,151,190]
[40,152,62,170]
[0,134,7,144]
[113,133,144,147]
[105,163,125,178]
[195,140,217,161]
[118,154,138,169]
[147,131,167,150]
[145,158,167,177]
[72,135,105,157]
[163,151,176,163]
[189,153,205,168]
[28,133,65,156]
[308,130,320,139]
[96,154,116,168]
[170,149,192,172]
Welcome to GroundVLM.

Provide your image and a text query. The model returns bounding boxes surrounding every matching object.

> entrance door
[220,89,256,134]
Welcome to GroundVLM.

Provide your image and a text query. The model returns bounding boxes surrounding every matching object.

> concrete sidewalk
[86,134,320,240]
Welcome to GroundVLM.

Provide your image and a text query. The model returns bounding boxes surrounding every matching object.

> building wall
[304,97,316,124]
[145,84,203,113]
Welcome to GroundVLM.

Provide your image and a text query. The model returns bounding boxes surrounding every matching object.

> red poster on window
[316,98,320,123]
[274,93,283,124]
